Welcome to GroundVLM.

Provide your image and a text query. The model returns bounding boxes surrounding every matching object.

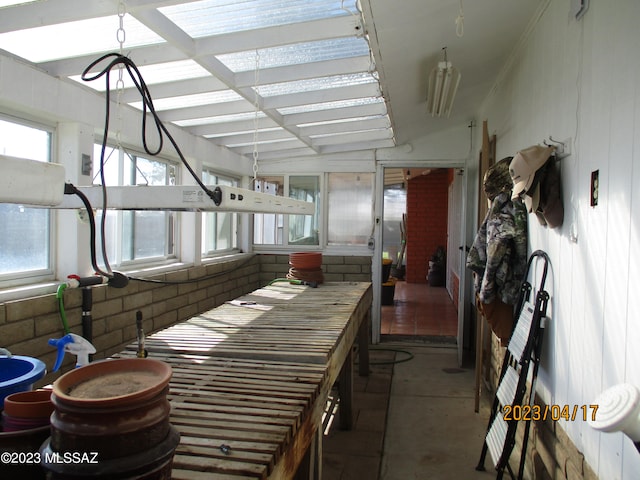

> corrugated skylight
[217,37,369,72]
[160,0,359,37]
[0,0,394,159]
[278,97,384,115]
[0,16,163,63]
[257,73,376,97]
[71,60,212,92]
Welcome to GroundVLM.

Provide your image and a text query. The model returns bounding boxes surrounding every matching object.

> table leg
[338,347,353,430]
[358,307,370,377]
[295,426,322,480]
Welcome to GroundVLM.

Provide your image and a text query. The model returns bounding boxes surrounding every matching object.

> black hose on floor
[361,347,414,365]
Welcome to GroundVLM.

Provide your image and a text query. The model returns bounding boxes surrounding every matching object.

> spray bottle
[48,333,97,372]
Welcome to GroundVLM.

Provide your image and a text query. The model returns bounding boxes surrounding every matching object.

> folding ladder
[476,250,551,479]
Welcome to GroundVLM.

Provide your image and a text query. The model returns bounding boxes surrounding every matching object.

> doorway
[379,167,463,342]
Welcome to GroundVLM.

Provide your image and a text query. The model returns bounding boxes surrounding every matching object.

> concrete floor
[322,342,496,480]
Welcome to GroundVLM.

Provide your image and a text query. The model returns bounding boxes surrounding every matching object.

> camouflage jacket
[466,192,528,305]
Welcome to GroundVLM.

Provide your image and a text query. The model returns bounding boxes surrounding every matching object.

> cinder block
[326,264,361,274]
[152,285,179,302]
[0,318,35,345]
[323,256,345,265]
[35,312,65,337]
[123,291,154,311]
[106,312,133,333]
[6,295,57,321]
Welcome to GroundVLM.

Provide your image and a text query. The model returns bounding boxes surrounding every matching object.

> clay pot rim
[289,252,322,269]
[52,358,172,407]
[3,389,53,418]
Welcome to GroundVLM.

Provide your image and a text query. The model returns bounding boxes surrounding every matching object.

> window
[253,175,320,247]
[327,172,373,246]
[0,117,53,283]
[202,170,238,255]
[289,176,320,245]
[93,145,177,268]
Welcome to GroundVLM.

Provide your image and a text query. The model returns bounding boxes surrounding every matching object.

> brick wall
[405,169,450,283]
[489,336,598,480]
[258,254,372,285]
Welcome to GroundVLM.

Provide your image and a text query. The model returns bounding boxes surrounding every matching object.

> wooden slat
[111,282,372,479]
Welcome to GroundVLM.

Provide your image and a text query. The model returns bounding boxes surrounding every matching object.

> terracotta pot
[41,358,179,479]
[4,389,53,418]
[40,425,180,480]
[52,358,171,407]
[2,389,53,432]
[289,252,322,270]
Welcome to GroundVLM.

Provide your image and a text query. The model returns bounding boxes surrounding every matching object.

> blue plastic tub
[0,356,47,409]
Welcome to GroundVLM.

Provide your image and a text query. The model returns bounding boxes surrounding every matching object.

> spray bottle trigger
[48,334,74,372]
[48,333,96,371]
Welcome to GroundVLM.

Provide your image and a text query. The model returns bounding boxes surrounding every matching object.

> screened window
[253,175,320,247]
[0,117,53,281]
[93,145,177,268]
[202,170,238,255]
[327,172,373,246]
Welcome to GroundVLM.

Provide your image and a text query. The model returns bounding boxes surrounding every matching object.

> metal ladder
[476,250,551,479]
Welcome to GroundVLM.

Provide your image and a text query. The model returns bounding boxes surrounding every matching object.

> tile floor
[322,343,494,480]
[381,281,458,337]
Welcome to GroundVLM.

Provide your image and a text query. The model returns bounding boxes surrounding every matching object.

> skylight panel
[298,116,386,127]
[278,97,384,115]
[70,60,211,92]
[129,90,244,111]
[174,112,266,127]
[205,126,283,139]
[256,73,376,97]
[160,0,358,38]
[0,16,163,63]
[217,37,369,72]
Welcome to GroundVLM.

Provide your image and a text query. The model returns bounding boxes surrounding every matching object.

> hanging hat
[535,160,564,228]
[483,156,513,201]
[523,183,540,214]
[509,145,554,200]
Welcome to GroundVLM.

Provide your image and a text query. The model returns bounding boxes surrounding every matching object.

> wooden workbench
[116,281,372,479]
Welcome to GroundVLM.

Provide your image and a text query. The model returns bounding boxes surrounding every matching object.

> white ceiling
[0,0,544,163]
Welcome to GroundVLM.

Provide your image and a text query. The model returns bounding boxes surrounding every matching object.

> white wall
[477,1,640,478]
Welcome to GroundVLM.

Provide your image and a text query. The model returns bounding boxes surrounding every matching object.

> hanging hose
[56,283,70,334]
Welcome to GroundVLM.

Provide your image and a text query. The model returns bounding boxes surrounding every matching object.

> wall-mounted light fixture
[0,155,314,215]
[426,47,461,118]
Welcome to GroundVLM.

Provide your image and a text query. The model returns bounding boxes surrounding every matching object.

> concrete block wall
[0,254,261,387]
[489,335,598,480]
[258,254,372,285]
[405,169,450,283]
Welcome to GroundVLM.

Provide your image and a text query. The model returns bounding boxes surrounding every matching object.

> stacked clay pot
[40,358,180,479]
[287,252,324,284]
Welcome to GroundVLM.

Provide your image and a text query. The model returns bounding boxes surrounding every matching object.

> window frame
[252,173,323,251]
[92,143,180,270]
[0,114,56,288]
[201,168,240,257]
